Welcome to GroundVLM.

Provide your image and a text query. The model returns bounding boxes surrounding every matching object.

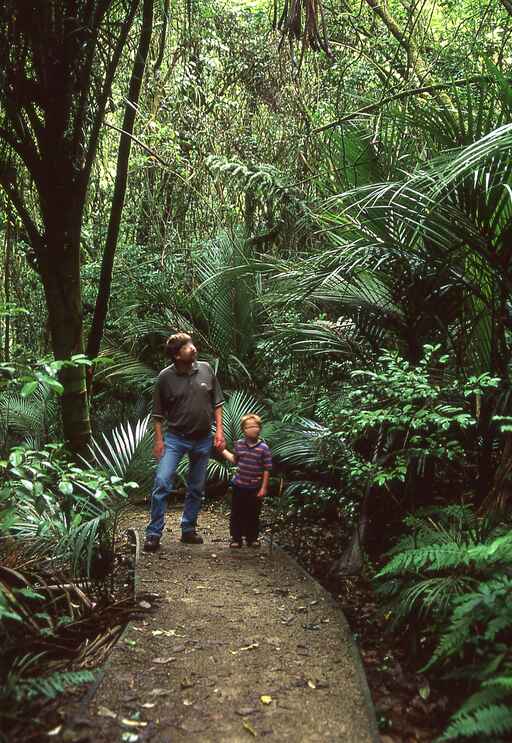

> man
[143,333,225,551]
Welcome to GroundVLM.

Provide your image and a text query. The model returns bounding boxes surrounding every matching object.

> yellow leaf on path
[259,695,272,705]
[307,680,316,689]
[149,688,172,697]
[242,719,257,736]
[47,726,63,736]
[97,706,117,719]
[121,719,148,727]
[141,703,156,708]
[240,642,259,651]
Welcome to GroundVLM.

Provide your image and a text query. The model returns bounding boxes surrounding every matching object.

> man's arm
[210,366,225,451]
[154,418,165,459]
[221,448,236,464]
[214,404,226,451]
[152,376,165,459]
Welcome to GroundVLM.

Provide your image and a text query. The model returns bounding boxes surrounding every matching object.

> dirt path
[83,505,379,742]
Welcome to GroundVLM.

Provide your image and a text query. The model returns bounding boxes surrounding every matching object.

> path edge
[267,540,381,742]
[78,533,142,710]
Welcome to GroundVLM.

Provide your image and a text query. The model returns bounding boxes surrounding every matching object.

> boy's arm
[257,470,270,498]
[258,444,272,498]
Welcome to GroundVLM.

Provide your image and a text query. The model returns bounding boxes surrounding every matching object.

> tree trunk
[330,483,371,576]
[39,207,91,457]
[3,200,12,361]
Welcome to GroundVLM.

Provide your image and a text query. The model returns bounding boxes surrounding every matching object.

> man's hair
[241,413,262,430]
[165,332,192,360]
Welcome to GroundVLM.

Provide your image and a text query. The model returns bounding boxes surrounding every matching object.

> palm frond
[87,415,154,492]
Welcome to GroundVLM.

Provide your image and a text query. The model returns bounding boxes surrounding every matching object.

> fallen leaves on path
[230,642,260,654]
[242,719,257,736]
[121,719,147,728]
[152,628,185,637]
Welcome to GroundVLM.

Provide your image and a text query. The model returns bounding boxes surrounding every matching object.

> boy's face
[243,423,261,441]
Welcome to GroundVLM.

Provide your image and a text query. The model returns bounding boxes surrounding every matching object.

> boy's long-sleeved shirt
[232,438,272,489]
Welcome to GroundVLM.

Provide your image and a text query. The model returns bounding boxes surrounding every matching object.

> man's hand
[154,439,165,460]
[214,430,226,451]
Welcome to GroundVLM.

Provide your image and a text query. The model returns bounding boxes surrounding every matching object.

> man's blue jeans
[146,431,212,538]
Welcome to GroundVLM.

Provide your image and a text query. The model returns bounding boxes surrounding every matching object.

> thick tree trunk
[39,203,91,457]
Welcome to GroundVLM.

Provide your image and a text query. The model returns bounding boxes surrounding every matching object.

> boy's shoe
[229,541,243,549]
[247,540,260,548]
[180,531,204,544]
[143,534,160,552]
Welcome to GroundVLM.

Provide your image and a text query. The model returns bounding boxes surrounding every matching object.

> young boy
[221,414,272,548]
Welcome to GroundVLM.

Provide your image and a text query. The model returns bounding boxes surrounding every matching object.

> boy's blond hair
[241,413,262,430]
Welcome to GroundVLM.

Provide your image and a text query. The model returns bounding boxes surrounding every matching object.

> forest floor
[56,503,379,743]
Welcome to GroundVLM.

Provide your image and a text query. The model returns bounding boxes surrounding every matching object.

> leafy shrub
[0,442,137,729]
[316,345,499,494]
[0,352,93,450]
[277,481,356,521]
[0,443,137,577]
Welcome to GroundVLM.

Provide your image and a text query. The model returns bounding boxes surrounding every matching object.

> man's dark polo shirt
[152,361,224,439]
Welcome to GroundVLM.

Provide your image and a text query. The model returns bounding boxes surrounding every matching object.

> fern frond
[438,703,512,741]
[15,670,95,701]
[376,543,471,578]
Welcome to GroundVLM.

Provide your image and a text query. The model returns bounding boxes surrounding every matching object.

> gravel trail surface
[87,505,379,742]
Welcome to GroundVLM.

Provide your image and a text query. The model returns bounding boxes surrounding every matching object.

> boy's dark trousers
[230,485,261,543]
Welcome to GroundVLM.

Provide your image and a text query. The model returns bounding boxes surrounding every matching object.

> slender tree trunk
[3,201,12,361]
[331,483,371,576]
[87,0,154,361]
[331,425,384,576]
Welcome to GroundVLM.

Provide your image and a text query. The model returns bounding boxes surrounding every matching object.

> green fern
[439,703,512,741]
[14,670,95,701]
[376,506,512,741]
